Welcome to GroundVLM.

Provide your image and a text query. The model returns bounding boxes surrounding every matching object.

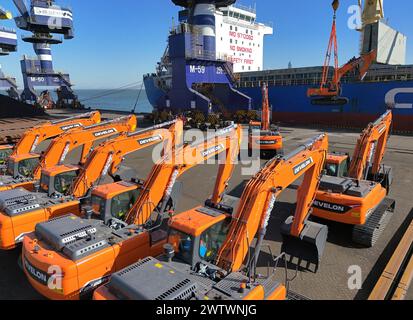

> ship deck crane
[307,0,377,105]
[358,0,384,29]
[248,83,283,157]
[0,111,101,165]
[22,124,242,300]
[0,115,136,192]
[325,111,393,191]
[0,120,180,251]
[92,134,329,300]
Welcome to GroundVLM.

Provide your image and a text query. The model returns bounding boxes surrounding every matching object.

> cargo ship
[144,0,413,131]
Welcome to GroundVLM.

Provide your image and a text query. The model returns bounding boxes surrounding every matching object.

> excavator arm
[125,125,242,225]
[348,110,392,181]
[71,119,183,198]
[337,50,377,83]
[11,111,101,156]
[32,115,137,179]
[261,83,270,131]
[216,134,329,272]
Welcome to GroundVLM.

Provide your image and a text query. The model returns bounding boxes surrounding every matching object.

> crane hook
[332,0,340,12]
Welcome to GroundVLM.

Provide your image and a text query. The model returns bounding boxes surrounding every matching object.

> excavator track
[352,198,396,247]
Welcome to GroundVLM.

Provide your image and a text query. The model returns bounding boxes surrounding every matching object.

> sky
[1,0,412,89]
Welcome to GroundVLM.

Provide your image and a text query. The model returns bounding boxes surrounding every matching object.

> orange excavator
[248,83,283,157]
[0,115,136,193]
[0,111,101,171]
[312,111,395,247]
[22,124,241,300]
[0,116,137,250]
[93,134,329,300]
[307,0,377,105]
[324,111,393,187]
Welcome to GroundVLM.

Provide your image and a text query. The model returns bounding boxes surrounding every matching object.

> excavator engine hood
[105,257,199,300]
[35,214,109,261]
[280,217,328,272]
[0,189,40,217]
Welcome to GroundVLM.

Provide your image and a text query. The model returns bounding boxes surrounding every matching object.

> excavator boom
[348,110,392,182]
[216,134,329,272]
[125,124,242,225]
[71,119,183,198]
[32,115,137,179]
[11,111,101,156]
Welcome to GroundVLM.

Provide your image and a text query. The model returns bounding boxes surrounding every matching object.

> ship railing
[170,23,191,35]
[185,50,214,61]
[0,26,16,33]
[231,3,257,14]
[21,33,63,42]
[31,0,73,13]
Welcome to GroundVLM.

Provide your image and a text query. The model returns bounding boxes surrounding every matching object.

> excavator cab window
[40,174,50,193]
[6,160,15,176]
[0,149,12,165]
[199,219,230,263]
[110,190,140,220]
[169,229,194,265]
[325,158,349,177]
[92,195,106,217]
[54,171,78,195]
[17,157,39,178]
[325,163,339,177]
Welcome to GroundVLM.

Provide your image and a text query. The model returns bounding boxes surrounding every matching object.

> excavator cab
[6,154,40,179]
[166,207,232,268]
[39,165,80,196]
[325,153,350,177]
[89,182,141,225]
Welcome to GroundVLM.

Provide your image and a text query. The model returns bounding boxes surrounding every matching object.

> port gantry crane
[312,111,395,247]
[0,119,179,252]
[0,111,101,166]
[307,0,377,105]
[0,115,136,192]
[324,111,393,189]
[22,124,241,300]
[12,0,80,108]
[248,83,283,158]
[93,134,329,301]
[0,7,18,100]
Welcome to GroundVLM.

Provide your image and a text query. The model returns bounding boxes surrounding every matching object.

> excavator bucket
[280,217,328,273]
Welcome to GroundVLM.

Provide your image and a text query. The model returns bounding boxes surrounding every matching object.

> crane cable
[78,80,143,103]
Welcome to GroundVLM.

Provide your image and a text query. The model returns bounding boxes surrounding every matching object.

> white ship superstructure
[215,4,273,72]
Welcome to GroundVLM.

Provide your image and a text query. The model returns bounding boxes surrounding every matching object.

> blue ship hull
[144,75,413,131]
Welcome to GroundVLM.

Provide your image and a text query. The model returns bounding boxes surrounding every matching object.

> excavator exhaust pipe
[280,217,328,273]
